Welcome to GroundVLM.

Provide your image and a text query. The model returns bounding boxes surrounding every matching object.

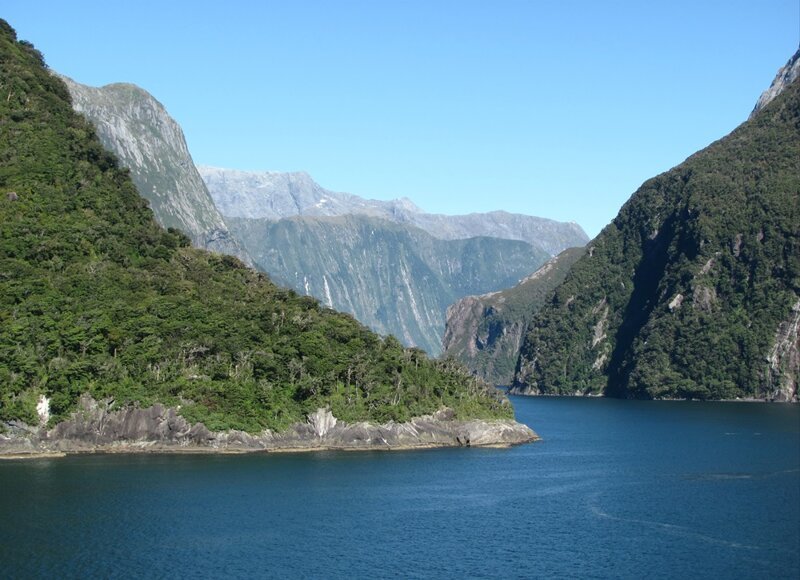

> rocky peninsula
[0,395,538,459]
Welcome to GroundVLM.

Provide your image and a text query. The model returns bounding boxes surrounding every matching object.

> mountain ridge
[751,48,800,118]
[199,165,588,256]
[199,164,422,220]
[58,75,252,265]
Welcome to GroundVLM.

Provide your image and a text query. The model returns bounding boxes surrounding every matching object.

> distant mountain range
[226,213,550,354]
[59,76,587,354]
[199,165,421,222]
[200,165,585,353]
[200,165,587,256]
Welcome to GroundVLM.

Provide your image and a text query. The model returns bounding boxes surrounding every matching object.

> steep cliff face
[511,63,800,401]
[765,298,800,401]
[199,166,588,256]
[443,247,584,384]
[59,76,251,263]
[751,48,800,118]
[227,214,550,355]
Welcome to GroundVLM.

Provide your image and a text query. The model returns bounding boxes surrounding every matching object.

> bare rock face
[43,395,210,451]
[307,408,338,438]
[0,398,539,457]
[199,166,421,223]
[751,48,800,118]
[57,75,253,266]
[443,295,487,360]
[765,297,800,402]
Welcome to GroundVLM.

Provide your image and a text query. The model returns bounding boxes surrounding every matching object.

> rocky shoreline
[0,396,539,459]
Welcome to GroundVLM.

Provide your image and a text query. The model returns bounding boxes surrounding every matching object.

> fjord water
[1,398,798,579]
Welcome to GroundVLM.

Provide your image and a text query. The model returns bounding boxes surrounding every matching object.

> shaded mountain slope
[227,214,550,355]
[512,52,800,401]
[443,247,584,384]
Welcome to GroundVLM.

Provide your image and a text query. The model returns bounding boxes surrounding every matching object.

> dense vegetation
[443,247,584,385]
[513,74,800,400]
[0,20,511,431]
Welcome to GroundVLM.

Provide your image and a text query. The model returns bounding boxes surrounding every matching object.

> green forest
[0,20,511,432]
[514,72,800,400]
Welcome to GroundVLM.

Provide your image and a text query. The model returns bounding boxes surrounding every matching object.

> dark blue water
[1,397,798,579]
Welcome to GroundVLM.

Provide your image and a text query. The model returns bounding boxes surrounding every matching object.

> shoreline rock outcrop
[0,396,539,458]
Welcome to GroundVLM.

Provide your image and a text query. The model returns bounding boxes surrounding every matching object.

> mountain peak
[750,47,800,118]
[201,166,588,255]
[58,75,252,264]
[394,196,422,213]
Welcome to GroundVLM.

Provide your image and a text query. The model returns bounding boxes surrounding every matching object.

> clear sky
[4,1,799,237]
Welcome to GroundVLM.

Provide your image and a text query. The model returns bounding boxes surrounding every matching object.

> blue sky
[4,1,799,237]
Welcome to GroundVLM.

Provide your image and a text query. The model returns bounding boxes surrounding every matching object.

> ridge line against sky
[4,0,799,237]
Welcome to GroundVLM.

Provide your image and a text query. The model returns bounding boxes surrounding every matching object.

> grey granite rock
[751,48,800,118]
[0,396,538,457]
[58,75,253,266]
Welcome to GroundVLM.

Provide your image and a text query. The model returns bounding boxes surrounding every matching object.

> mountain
[204,165,578,354]
[0,20,523,441]
[511,50,800,402]
[400,211,587,257]
[443,247,584,384]
[199,165,421,222]
[58,76,252,264]
[227,214,551,355]
[199,165,589,256]
[53,81,583,357]
[751,49,800,118]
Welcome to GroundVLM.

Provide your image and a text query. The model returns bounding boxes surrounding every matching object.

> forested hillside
[0,20,511,432]
[512,60,800,401]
